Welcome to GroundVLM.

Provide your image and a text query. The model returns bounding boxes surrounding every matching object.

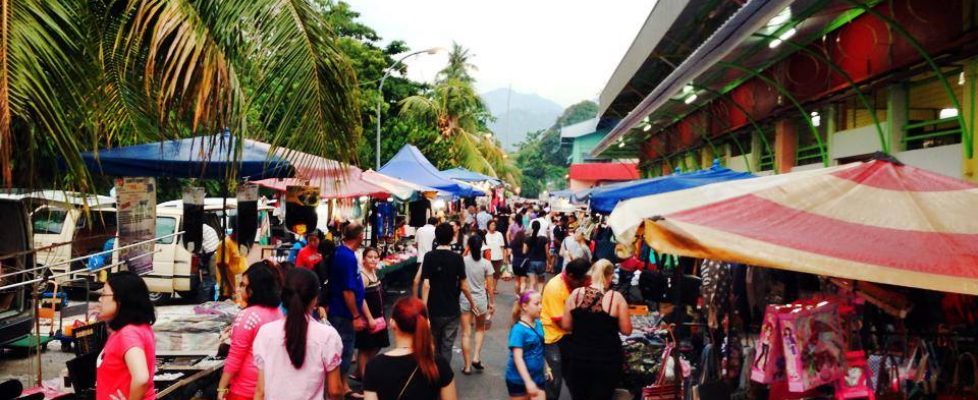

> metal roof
[597,0,743,126]
[560,118,600,139]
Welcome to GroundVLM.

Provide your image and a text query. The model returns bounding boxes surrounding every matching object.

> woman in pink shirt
[95,271,156,400]
[253,268,345,400]
[216,262,283,400]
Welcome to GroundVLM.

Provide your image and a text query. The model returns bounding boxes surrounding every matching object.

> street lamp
[376,47,444,169]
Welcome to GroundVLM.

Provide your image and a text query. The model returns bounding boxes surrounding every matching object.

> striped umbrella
[608,158,978,294]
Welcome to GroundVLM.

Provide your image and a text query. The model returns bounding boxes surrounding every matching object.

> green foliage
[397,43,520,186]
[513,100,598,197]
[2,0,364,191]
[319,1,431,169]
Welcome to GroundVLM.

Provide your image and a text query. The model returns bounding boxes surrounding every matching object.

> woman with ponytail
[252,269,344,400]
[523,221,548,292]
[363,297,457,400]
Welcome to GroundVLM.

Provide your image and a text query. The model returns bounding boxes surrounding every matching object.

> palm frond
[249,0,362,167]
[2,0,87,188]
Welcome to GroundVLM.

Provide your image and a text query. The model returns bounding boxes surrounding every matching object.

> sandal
[461,367,473,375]
[471,361,485,371]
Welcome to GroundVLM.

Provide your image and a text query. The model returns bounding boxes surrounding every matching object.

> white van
[0,191,117,283]
[138,198,274,302]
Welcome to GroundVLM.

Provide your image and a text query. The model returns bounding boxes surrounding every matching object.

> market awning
[379,145,484,197]
[253,150,389,199]
[440,167,501,185]
[608,158,978,294]
[79,133,293,180]
[589,163,754,214]
[362,170,441,201]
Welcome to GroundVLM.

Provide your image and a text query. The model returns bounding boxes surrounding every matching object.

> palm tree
[398,43,519,186]
[399,78,494,173]
[0,0,362,189]
[436,42,477,83]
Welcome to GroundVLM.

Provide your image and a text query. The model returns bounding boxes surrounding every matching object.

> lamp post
[376,47,443,169]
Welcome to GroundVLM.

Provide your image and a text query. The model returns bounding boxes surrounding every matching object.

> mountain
[481,88,563,151]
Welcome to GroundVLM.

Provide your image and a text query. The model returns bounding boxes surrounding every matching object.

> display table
[377,256,416,281]
[155,356,224,399]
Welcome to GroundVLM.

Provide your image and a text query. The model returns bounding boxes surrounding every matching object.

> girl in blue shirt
[506,290,549,399]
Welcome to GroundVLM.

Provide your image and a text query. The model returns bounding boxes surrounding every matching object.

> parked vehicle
[0,199,37,345]
[0,191,116,288]
[121,198,274,303]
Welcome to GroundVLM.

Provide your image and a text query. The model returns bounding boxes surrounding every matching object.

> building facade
[593,0,978,182]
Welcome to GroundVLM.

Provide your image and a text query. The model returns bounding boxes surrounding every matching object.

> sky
[351,0,656,108]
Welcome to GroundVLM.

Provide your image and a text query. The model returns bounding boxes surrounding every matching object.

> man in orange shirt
[540,257,591,400]
[295,233,322,270]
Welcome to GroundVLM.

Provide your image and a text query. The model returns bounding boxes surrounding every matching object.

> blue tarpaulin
[379,145,484,197]
[440,167,501,185]
[589,163,754,214]
[80,133,293,179]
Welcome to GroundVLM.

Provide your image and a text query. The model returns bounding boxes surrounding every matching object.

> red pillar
[775,120,797,173]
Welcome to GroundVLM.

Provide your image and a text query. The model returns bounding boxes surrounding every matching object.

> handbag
[877,355,906,400]
[937,352,978,400]
[834,350,876,400]
[692,344,731,400]
[643,344,684,400]
[369,317,387,334]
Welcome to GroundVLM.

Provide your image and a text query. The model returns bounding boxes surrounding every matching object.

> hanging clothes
[374,202,397,238]
[408,198,430,227]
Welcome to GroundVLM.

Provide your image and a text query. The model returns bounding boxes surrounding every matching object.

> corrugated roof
[560,118,601,139]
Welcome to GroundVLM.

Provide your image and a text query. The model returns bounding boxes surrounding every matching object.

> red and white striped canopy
[608,160,978,294]
[254,150,390,200]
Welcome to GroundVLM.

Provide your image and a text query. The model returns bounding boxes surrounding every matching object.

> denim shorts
[327,315,356,374]
[528,260,546,276]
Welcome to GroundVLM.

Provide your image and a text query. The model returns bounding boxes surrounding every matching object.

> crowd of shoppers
[94,199,631,400]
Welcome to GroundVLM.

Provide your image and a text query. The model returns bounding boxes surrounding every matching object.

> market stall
[602,156,978,399]
[379,145,484,198]
[588,161,753,214]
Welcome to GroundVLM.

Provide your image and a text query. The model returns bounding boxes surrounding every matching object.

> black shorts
[512,257,528,277]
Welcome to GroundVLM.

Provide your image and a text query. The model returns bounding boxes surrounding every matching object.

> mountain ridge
[481,88,563,151]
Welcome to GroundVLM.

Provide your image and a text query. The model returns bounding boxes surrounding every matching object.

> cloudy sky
[351,0,656,107]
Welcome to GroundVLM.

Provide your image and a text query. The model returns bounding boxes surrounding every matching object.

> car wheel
[147,292,172,304]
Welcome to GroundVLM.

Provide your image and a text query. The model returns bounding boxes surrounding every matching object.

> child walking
[505,291,549,400]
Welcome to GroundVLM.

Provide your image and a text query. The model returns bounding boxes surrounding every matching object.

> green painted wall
[570,131,608,163]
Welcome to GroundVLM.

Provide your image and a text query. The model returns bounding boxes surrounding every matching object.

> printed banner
[115,177,157,275]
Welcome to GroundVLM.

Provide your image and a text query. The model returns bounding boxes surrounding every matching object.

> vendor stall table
[377,256,416,281]
[155,357,224,399]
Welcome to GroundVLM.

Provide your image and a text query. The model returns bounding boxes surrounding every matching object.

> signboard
[285,185,320,234]
[236,184,258,247]
[115,177,157,275]
[182,187,206,252]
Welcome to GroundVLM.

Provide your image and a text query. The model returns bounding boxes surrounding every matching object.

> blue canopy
[80,133,293,179]
[589,163,755,214]
[440,167,501,185]
[379,145,484,197]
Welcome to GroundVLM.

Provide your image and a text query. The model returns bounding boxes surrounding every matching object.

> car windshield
[156,217,177,244]
[32,208,68,235]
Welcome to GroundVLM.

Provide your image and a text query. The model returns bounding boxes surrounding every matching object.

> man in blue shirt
[328,222,366,395]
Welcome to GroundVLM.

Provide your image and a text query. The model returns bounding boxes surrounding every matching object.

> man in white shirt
[476,206,492,232]
[531,213,552,239]
[198,223,220,303]
[412,217,438,296]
